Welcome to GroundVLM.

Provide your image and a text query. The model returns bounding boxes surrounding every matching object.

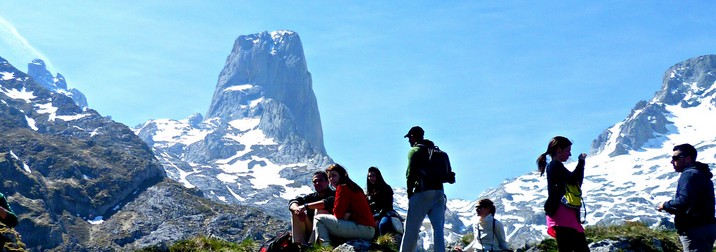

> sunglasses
[672,155,685,161]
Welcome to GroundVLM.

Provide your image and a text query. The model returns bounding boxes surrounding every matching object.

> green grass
[584,221,681,251]
[136,236,257,252]
[138,222,704,252]
[528,221,682,252]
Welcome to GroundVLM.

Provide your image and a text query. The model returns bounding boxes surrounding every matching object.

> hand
[290,203,306,215]
[578,153,587,161]
[656,202,665,211]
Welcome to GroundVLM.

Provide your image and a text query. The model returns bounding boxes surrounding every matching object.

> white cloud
[0,16,55,71]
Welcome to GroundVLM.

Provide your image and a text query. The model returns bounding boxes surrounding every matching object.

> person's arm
[289,194,306,210]
[306,200,325,211]
[494,220,510,250]
[289,192,323,215]
[332,186,348,219]
[406,147,420,198]
[566,154,587,185]
[322,194,335,214]
[662,172,692,214]
[378,188,394,215]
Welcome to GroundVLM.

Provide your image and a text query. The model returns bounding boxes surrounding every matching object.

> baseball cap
[403,126,424,138]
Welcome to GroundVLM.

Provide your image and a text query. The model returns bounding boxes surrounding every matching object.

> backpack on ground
[258,231,298,252]
[418,144,456,185]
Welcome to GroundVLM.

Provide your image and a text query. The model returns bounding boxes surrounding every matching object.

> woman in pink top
[311,164,376,245]
[536,136,589,251]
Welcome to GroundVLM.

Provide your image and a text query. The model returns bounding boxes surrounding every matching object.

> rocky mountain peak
[27,59,54,89]
[206,30,324,153]
[2,55,282,250]
[655,54,716,107]
[135,30,332,218]
[25,58,89,108]
[469,54,716,248]
[591,54,716,156]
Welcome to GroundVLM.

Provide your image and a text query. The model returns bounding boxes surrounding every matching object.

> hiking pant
[399,190,446,252]
[311,214,375,244]
[679,223,716,252]
[290,211,312,244]
[378,215,394,236]
[553,226,589,252]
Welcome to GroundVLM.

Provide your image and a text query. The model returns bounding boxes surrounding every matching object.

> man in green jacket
[400,126,446,252]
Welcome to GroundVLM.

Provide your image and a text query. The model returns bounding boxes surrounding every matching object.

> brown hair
[326,164,363,193]
[536,136,572,176]
[366,166,390,195]
[476,198,496,215]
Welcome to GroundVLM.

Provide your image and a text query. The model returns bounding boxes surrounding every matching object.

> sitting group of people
[287,163,509,251]
[288,164,401,246]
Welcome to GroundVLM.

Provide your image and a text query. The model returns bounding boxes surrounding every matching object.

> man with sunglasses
[658,143,716,252]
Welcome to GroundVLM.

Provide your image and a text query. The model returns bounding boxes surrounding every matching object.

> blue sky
[1,1,715,201]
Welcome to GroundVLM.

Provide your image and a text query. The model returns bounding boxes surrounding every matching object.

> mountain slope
[135,30,332,218]
[1,56,283,250]
[463,54,716,248]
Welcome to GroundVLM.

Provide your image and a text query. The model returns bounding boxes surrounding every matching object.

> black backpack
[418,144,456,185]
[258,231,299,252]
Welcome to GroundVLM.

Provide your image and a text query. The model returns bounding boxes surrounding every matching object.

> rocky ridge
[135,30,332,219]
[25,59,88,109]
[458,55,716,248]
[0,56,283,251]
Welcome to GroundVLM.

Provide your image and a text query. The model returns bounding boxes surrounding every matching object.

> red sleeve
[333,185,349,219]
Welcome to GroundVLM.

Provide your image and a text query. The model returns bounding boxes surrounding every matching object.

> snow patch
[217,173,239,183]
[227,186,245,202]
[249,97,264,107]
[9,150,31,173]
[224,84,253,92]
[56,113,90,121]
[1,71,14,80]
[34,103,58,120]
[228,117,260,132]
[1,87,35,102]
[88,216,104,225]
[25,115,38,130]
[149,119,210,146]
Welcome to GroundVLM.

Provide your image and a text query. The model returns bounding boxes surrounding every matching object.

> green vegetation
[304,243,333,252]
[585,221,681,251]
[138,222,696,252]
[375,233,399,251]
[460,232,473,246]
[529,221,682,252]
[136,236,257,252]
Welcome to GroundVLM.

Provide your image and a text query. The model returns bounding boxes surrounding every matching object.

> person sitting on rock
[311,164,376,245]
[366,166,399,236]
[456,199,510,252]
[288,171,335,245]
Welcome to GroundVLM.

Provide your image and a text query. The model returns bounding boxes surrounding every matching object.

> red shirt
[333,184,376,227]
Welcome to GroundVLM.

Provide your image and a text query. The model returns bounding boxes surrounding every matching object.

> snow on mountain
[452,55,716,248]
[133,29,714,251]
[25,59,88,108]
[135,30,331,218]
